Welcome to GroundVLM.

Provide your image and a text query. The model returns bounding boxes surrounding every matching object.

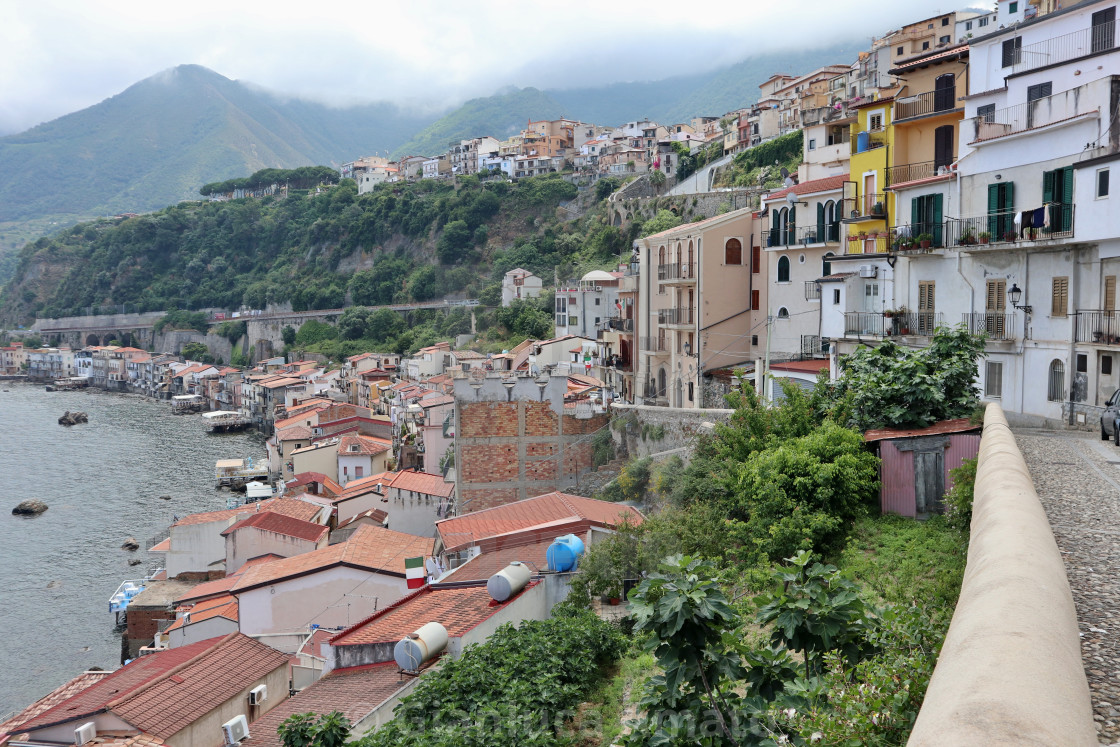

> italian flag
[405,556,426,589]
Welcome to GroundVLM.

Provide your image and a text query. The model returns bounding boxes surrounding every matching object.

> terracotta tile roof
[259,377,303,389]
[330,581,539,647]
[175,556,281,603]
[109,633,288,738]
[241,663,408,747]
[389,470,455,499]
[764,173,849,203]
[221,512,329,543]
[148,537,170,553]
[339,472,393,498]
[863,418,981,443]
[165,595,239,632]
[770,360,830,374]
[286,472,343,498]
[818,272,857,282]
[171,498,322,528]
[232,525,435,591]
[419,393,455,408]
[336,508,389,529]
[642,208,750,241]
[437,491,643,553]
[0,671,112,739]
[338,434,392,456]
[277,424,314,441]
[452,350,485,360]
[441,540,553,583]
[81,733,167,747]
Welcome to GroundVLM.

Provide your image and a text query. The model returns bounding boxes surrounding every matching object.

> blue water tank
[856,131,870,153]
[546,534,585,572]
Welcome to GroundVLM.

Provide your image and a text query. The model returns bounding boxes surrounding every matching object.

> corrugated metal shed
[867,420,982,518]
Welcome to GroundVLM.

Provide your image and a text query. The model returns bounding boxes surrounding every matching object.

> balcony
[658,307,695,326]
[851,129,887,155]
[892,87,958,122]
[966,84,1099,144]
[1010,20,1116,76]
[805,281,821,301]
[843,233,891,255]
[658,262,697,284]
[962,312,1016,341]
[844,312,944,337]
[842,193,888,222]
[946,205,1075,246]
[887,160,939,186]
[1075,311,1120,345]
[788,224,841,246]
[640,336,668,353]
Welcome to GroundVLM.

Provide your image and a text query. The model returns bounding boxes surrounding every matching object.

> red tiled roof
[770,360,830,374]
[108,634,287,738]
[148,537,170,553]
[221,511,328,543]
[174,555,281,604]
[863,418,980,443]
[643,209,748,242]
[241,663,407,747]
[165,595,238,632]
[437,491,643,553]
[764,173,849,203]
[0,671,112,739]
[336,508,389,529]
[337,434,392,456]
[171,498,322,528]
[286,472,343,498]
[277,425,314,441]
[232,525,435,591]
[330,581,539,646]
[442,540,553,583]
[419,393,455,408]
[389,470,455,499]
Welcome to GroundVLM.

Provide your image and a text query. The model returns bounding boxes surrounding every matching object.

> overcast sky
[1,0,966,136]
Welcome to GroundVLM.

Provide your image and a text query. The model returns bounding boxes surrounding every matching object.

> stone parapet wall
[908,403,1096,746]
[610,402,734,459]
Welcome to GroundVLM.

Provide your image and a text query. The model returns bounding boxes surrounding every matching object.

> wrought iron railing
[805,281,821,301]
[1076,311,1120,344]
[845,312,886,336]
[1010,20,1116,75]
[962,312,1016,341]
[658,262,697,281]
[887,160,938,185]
[640,336,668,352]
[893,86,958,121]
[795,224,841,244]
[658,307,695,325]
[801,335,828,357]
[946,205,1075,245]
[966,85,1098,143]
[851,129,888,154]
[843,312,944,337]
[844,234,891,255]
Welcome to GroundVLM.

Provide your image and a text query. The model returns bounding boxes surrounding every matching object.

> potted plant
[872,201,885,216]
[959,228,976,245]
[917,233,933,249]
[1003,231,1017,242]
[979,231,991,244]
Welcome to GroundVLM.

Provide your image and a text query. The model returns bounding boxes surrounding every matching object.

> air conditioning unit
[594,286,603,292]
[858,265,877,278]
[75,722,97,746]
[222,715,250,745]
[248,684,267,705]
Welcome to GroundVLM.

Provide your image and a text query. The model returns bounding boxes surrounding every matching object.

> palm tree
[648,169,667,193]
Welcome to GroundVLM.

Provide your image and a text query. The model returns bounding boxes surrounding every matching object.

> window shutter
[1042,169,1055,204]
[789,206,796,240]
[751,289,760,310]
[911,196,920,228]
[932,193,944,246]
[934,125,954,169]
[770,209,779,246]
[1105,276,1116,310]
[751,245,761,273]
[1052,277,1069,317]
[817,202,825,241]
[988,184,1000,237]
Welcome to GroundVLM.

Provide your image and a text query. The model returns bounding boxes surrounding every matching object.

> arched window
[1047,359,1065,402]
[675,242,683,266]
[822,252,834,277]
[777,307,790,319]
[687,240,695,275]
[725,238,742,265]
[824,200,837,242]
[658,367,667,397]
[777,255,791,282]
[658,246,666,267]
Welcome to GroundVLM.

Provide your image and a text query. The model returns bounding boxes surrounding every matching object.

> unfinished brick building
[453,374,610,512]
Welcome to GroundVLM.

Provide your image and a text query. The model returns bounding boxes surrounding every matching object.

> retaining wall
[908,403,1095,746]
[610,402,734,459]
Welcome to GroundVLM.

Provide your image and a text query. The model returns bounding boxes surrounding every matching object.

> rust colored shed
[864,419,982,518]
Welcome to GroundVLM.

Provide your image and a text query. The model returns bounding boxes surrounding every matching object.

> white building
[501,268,543,306]
[554,270,621,339]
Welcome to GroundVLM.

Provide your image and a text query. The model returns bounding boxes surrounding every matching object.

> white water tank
[487,561,532,602]
[393,621,449,670]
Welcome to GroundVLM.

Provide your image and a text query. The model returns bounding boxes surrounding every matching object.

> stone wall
[609,189,757,231]
[908,403,1096,746]
[610,402,735,460]
[454,374,610,512]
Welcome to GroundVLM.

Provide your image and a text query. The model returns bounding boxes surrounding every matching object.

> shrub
[944,456,978,531]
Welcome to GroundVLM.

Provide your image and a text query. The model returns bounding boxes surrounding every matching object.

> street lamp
[1008,283,1032,314]
[682,340,692,357]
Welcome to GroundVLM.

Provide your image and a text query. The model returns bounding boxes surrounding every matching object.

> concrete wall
[610,402,734,459]
[908,403,1095,746]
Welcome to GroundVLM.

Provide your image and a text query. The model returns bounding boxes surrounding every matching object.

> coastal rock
[58,411,89,426]
[12,499,48,516]
[158,495,172,501]
[46,580,62,589]
[121,536,139,551]
[128,559,142,566]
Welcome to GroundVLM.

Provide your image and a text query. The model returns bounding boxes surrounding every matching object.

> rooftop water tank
[393,621,448,671]
[487,561,532,602]
[546,534,585,573]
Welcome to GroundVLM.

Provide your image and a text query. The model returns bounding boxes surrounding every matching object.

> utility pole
[763,311,773,402]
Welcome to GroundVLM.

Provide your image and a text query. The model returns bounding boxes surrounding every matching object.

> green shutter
[911,196,920,228]
[789,206,796,242]
[988,184,1000,238]
[932,193,944,246]
[1042,169,1055,204]
[817,202,825,242]
[1000,182,1015,239]
[770,209,779,246]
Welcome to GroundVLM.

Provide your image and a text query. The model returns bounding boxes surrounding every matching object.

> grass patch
[566,650,655,746]
[836,514,967,622]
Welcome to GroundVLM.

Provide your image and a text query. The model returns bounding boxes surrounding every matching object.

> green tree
[338,307,372,340]
[180,341,213,362]
[277,711,351,747]
[367,307,404,341]
[641,209,681,237]
[281,325,296,346]
[436,219,473,264]
[648,169,667,193]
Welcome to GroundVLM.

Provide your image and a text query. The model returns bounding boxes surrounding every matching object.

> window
[688,382,694,402]
[1092,8,1116,53]
[751,290,760,310]
[1104,355,1114,376]
[822,252,833,277]
[833,288,841,304]
[1027,81,1052,104]
[977,103,996,122]
[1002,36,1022,67]
[751,245,761,273]
[725,238,743,265]
[777,307,790,319]
[987,181,1015,240]
[1042,166,1073,231]
[869,113,883,130]
[798,253,806,264]
[1105,276,1116,310]
[1052,276,1069,317]
[897,46,904,55]
[966,20,973,30]
[569,315,579,327]
[1077,353,1088,374]
[942,16,949,25]
[777,255,791,282]
[923,41,930,50]
[1009,1,1018,12]
[594,297,601,305]
[1098,169,1110,198]
[1047,359,1065,401]
[979,16,988,26]
[940,35,951,44]
[752,334,760,346]
[808,138,816,150]
[912,193,944,246]
[985,361,1003,398]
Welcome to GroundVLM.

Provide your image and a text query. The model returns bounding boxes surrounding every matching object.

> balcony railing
[893,87,958,121]
[794,224,841,245]
[962,312,1016,341]
[845,312,886,336]
[801,335,828,357]
[658,307,695,325]
[805,281,821,301]
[843,193,888,221]
[658,262,697,282]
[1010,20,1116,76]
[844,312,944,337]
[1075,311,1120,344]
[887,160,939,185]
[852,129,887,155]
[946,205,1075,245]
[966,85,1099,143]
[640,336,668,352]
[844,234,891,255]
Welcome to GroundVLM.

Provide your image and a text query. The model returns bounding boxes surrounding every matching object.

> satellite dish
[780,167,790,179]
[785,191,798,206]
